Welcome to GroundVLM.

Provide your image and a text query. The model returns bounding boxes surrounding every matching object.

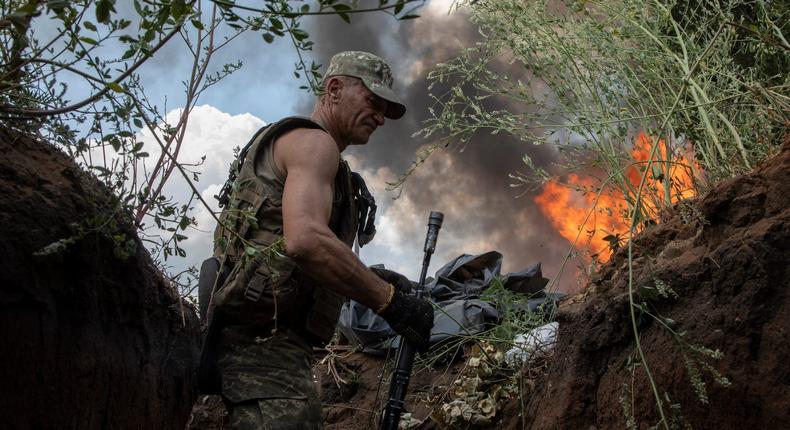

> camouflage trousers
[217,325,322,430]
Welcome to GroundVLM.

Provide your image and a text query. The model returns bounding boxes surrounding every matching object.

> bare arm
[276,128,390,310]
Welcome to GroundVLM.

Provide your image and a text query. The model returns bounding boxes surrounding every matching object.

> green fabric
[218,326,321,429]
[227,398,321,430]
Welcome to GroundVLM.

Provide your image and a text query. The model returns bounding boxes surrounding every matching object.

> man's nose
[373,111,385,126]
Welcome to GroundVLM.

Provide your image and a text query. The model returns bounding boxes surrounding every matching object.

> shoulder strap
[351,171,377,246]
[214,116,325,208]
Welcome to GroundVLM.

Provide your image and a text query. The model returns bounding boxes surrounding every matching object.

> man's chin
[350,134,372,146]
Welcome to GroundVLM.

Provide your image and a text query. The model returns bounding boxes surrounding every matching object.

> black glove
[371,267,434,352]
[370,266,416,292]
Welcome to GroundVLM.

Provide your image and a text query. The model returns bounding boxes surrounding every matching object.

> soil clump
[0,126,201,429]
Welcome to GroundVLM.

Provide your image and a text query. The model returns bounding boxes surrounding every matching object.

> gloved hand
[370,266,416,292]
[370,267,434,352]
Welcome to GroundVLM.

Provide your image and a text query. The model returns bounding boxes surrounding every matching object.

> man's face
[333,77,388,146]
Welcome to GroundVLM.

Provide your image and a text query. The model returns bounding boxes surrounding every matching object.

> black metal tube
[380,211,444,430]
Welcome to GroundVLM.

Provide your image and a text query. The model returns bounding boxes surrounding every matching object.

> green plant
[418,0,787,191]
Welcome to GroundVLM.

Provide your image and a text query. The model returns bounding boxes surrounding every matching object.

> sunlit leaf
[106,82,124,93]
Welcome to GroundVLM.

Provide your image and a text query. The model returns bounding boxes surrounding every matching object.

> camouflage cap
[325,51,406,119]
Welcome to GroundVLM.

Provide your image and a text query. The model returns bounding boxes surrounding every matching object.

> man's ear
[325,76,343,102]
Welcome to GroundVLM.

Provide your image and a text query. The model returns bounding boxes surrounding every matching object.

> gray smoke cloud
[292,3,584,292]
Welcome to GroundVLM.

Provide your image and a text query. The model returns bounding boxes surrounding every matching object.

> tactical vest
[211,117,373,345]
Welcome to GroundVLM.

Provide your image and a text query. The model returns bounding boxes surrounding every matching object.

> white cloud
[135,105,266,275]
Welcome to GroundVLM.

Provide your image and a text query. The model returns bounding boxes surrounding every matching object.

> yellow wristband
[375,283,396,314]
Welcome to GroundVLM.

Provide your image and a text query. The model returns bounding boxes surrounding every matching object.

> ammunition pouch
[212,251,299,328]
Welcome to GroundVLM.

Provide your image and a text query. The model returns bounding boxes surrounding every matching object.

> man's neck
[311,105,348,152]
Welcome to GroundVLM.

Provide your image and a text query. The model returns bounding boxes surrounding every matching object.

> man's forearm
[285,226,390,309]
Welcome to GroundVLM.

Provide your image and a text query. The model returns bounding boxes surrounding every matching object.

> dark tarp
[337,251,559,355]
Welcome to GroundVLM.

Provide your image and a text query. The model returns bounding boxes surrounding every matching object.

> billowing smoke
[294,3,583,292]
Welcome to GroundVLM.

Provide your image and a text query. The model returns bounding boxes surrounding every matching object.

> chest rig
[211,117,376,344]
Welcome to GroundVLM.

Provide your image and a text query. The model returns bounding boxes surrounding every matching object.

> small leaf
[191,19,204,30]
[79,36,98,45]
[83,21,97,31]
[106,82,124,93]
[171,0,187,20]
[47,0,69,13]
[8,3,37,21]
[96,0,115,24]
[133,118,143,128]
[291,28,309,41]
[262,33,274,43]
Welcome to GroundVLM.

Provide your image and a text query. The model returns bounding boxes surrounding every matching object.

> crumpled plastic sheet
[337,251,559,355]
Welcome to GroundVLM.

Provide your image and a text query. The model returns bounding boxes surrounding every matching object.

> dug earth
[0,126,200,429]
[518,137,789,429]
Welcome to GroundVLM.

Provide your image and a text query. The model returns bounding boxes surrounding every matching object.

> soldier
[209,51,434,429]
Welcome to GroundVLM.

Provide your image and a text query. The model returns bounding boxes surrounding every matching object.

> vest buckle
[244,283,264,302]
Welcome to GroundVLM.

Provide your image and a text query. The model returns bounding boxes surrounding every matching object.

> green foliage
[34,201,138,261]
[419,0,788,205]
[417,276,556,375]
[619,383,638,430]
[480,276,555,344]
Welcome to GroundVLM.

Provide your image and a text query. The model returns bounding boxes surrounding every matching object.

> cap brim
[362,78,406,119]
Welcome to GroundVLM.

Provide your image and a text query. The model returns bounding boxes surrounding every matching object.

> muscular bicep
[277,129,340,255]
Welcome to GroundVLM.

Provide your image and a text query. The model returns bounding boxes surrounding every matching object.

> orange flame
[534,133,699,262]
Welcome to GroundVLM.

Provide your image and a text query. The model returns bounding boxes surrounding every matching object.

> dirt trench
[517,138,789,429]
[0,126,201,429]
